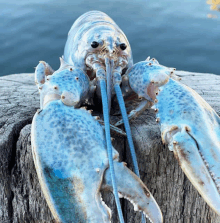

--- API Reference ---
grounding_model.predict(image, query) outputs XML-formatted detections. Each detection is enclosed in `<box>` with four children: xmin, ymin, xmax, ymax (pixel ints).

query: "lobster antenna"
<box><xmin>112</xmin><ymin>58</ymin><xmax>145</xmax><ymax>223</ymax></box>
<box><xmin>99</xmin><ymin>76</ymin><xmax>125</xmax><ymax>223</ymax></box>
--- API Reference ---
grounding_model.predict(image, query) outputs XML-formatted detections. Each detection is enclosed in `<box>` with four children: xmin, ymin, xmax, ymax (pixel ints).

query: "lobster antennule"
<box><xmin>113</xmin><ymin>68</ymin><xmax>146</xmax><ymax>223</ymax></box>
<box><xmin>105</xmin><ymin>57</ymin><xmax>112</xmax><ymax>112</ymax></box>
<box><xmin>114</xmin><ymin>83</ymin><xmax>140</xmax><ymax>176</ymax></box>
<box><xmin>99</xmin><ymin>78</ymin><xmax>125</xmax><ymax>223</ymax></box>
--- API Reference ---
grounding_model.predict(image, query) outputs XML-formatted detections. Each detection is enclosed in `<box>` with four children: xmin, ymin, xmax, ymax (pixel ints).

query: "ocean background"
<box><xmin>0</xmin><ymin>0</ymin><xmax>220</xmax><ymax>76</ymax></box>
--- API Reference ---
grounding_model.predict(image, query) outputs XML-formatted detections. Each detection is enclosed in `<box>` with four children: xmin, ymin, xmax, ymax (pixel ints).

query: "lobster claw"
<box><xmin>166</xmin><ymin>127</ymin><xmax>220</xmax><ymax>215</ymax></box>
<box><xmin>102</xmin><ymin>161</ymin><xmax>163</xmax><ymax>223</ymax></box>
<box><xmin>32</xmin><ymin>104</ymin><xmax>163</xmax><ymax>223</ymax></box>
<box><xmin>32</xmin><ymin>60</ymin><xmax>163</xmax><ymax>222</ymax></box>
<box><xmin>125</xmin><ymin>58</ymin><xmax>220</xmax><ymax>216</ymax></box>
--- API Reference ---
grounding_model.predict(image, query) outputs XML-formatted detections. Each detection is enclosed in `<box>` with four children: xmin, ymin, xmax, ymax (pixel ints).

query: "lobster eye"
<box><xmin>120</xmin><ymin>43</ymin><xmax>127</xmax><ymax>50</ymax></box>
<box><xmin>91</xmin><ymin>41</ymin><xmax>99</xmax><ymax>48</ymax></box>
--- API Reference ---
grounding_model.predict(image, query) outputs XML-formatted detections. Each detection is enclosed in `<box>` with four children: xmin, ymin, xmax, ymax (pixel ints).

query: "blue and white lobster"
<box><xmin>32</xmin><ymin>11</ymin><xmax>220</xmax><ymax>223</ymax></box>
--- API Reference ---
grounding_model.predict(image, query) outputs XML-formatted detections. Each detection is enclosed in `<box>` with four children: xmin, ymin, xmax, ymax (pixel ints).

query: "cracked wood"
<box><xmin>0</xmin><ymin>71</ymin><xmax>220</xmax><ymax>223</ymax></box>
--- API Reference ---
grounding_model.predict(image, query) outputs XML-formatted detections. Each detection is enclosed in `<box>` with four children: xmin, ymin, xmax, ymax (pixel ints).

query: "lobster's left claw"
<box><xmin>124</xmin><ymin>59</ymin><xmax>220</xmax><ymax>216</ymax></box>
<box><xmin>167</xmin><ymin>127</ymin><xmax>220</xmax><ymax>215</ymax></box>
<box><xmin>102</xmin><ymin>161</ymin><xmax>163</xmax><ymax>223</ymax></box>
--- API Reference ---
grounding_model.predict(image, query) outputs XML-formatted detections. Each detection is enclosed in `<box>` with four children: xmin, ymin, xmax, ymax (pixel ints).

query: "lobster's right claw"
<box><xmin>102</xmin><ymin>161</ymin><xmax>163</xmax><ymax>223</ymax></box>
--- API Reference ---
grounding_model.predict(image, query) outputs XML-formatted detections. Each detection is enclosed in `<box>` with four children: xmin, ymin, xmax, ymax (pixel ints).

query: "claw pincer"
<box><xmin>32</xmin><ymin>61</ymin><xmax>163</xmax><ymax>222</ymax></box>
<box><xmin>126</xmin><ymin>59</ymin><xmax>220</xmax><ymax>215</ymax></box>
<box><xmin>32</xmin><ymin>103</ymin><xmax>113</xmax><ymax>222</ymax></box>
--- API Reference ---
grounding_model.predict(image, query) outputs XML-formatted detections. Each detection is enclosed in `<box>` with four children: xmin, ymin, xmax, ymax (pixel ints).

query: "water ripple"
<box><xmin>0</xmin><ymin>0</ymin><xmax>219</xmax><ymax>76</ymax></box>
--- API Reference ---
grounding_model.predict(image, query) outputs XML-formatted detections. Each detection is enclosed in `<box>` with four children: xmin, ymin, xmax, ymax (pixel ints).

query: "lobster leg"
<box><xmin>115</xmin><ymin>99</ymin><xmax>152</xmax><ymax>127</ymax></box>
<box><xmin>98</xmin><ymin>119</ymin><xmax>127</xmax><ymax>137</ymax></box>
<box><xmin>102</xmin><ymin>161</ymin><xmax>163</xmax><ymax>223</ymax></box>
<box><xmin>112</xmin><ymin>65</ymin><xmax>141</xmax><ymax>178</ymax></box>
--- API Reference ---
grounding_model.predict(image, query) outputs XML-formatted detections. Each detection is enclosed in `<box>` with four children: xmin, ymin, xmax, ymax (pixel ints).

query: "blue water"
<box><xmin>1</xmin><ymin>0</ymin><xmax>220</xmax><ymax>76</ymax></box>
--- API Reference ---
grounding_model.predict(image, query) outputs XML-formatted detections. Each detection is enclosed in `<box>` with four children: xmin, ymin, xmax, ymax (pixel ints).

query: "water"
<box><xmin>0</xmin><ymin>0</ymin><xmax>220</xmax><ymax>77</ymax></box>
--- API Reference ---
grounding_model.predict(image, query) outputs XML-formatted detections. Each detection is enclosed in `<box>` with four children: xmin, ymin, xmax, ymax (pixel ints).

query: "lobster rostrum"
<box><xmin>32</xmin><ymin>61</ymin><xmax>163</xmax><ymax>223</ymax></box>
<box><xmin>116</xmin><ymin>57</ymin><xmax>220</xmax><ymax>216</ymax></box>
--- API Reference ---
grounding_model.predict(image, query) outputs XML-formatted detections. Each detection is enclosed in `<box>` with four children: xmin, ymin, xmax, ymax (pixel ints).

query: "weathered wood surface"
<box><xmin>0</xmin><ymin>71</ymin><xmax>220</xmax><ymax>223</ymax></box>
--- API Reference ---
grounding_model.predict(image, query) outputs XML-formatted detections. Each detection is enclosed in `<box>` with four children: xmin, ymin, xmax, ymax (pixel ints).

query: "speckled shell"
<box><xmin>127</xmin><ymin>60</ymin><xmax>220</xmax><ymax>215</ymax></box>
<box><xmin>127</xmin><ymin>61</ymin><xmax>170</xmax><ymax>99</ymax></box>
<box><xmin>64</xmin><ymin>11</ymin><xmax>133</xmax><ymax>71</ymax></box>
<box><xmin>39</xmin><ymin>66</ymin><xmax>90</xmax><ymax>108</ymax></box>
<box><xmin>128</xmin><ymin>61</ymin><xmax>220</xmax><ymax>184</ymax></box>
<box><xmin>155</xmin><ymin>78</ymin><xmax>220</xmax><ymax>176</ymax></box>
<box><xmin>31</xmin><ymin>101</ymin><xmax>118</xmax><ymax>222</ymax></box>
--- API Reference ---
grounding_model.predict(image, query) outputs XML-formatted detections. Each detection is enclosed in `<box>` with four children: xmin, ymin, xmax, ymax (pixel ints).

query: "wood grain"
<box><xmin>0</xmin><ymin>71</ymin><xmax>219</xmax><ymax>223</ymax></box>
